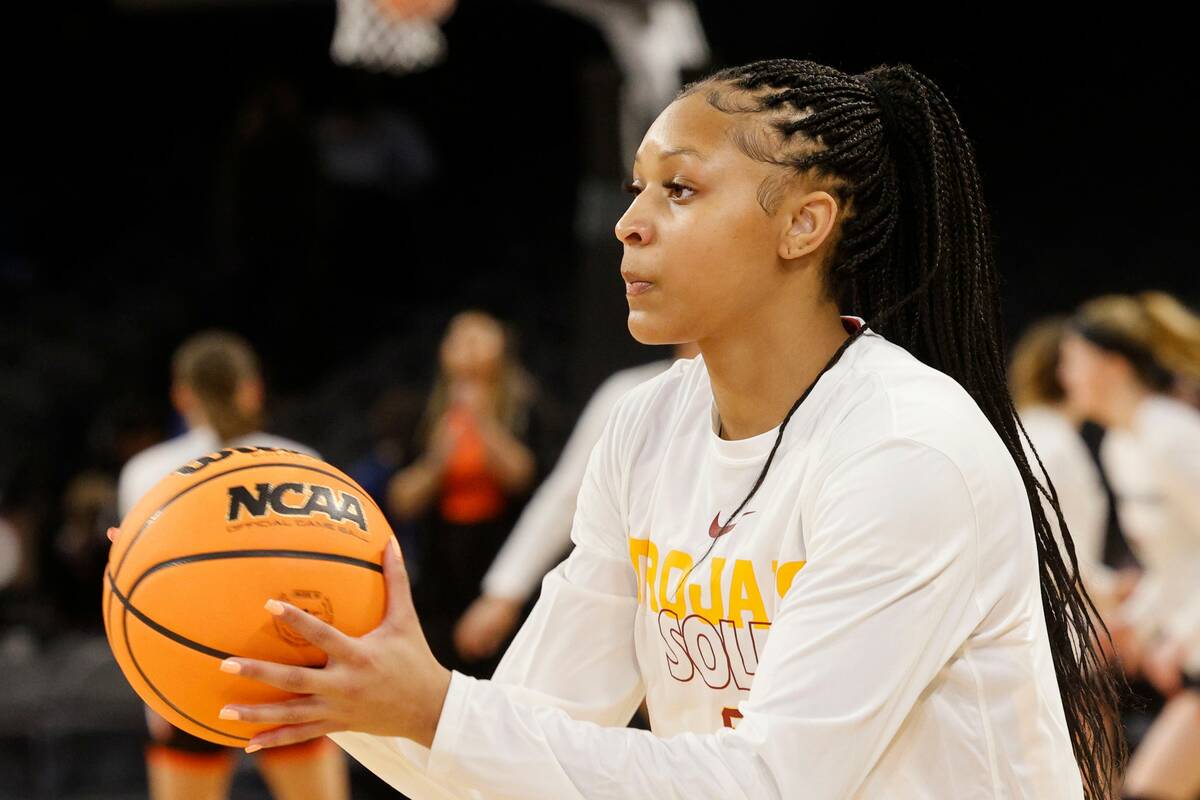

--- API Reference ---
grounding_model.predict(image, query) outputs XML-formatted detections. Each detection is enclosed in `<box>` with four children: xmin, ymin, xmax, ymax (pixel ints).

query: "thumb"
<box><xmin>106</xmin><ymin>527</ymin><xmax>120</xmax><ymax>544</ymax></box>
<box><xmin>382</xmin><ymin>537</ymin><xmax>415</xmax><ymax>625</ymax></box>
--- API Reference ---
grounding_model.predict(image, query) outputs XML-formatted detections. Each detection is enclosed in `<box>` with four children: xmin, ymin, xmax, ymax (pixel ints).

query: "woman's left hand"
<box><xmin>1143</xmin><ymin>638</ymin><xmax>1187</xmax><ymax>699</ymax></box>
<box><xmin>217</xmin><ymin>540</ymin><xmax>453</xmax><ymax>752</ymax></box>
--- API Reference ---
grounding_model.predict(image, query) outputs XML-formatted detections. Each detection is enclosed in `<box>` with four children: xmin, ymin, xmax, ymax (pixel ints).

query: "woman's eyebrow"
<box><xmin>633</xmin><ymin>146</ymin><xmax>707</xmax><ymax>165</ymax></box>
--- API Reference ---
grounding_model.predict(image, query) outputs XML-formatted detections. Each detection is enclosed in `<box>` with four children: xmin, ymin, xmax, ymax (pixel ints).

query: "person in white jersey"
<box><xmin>1057</xmin><ymin>293</ymin><xmax>1200</xmax><ymax>800</ymax></box>
<box><xmin>151</xmin><ymin>60</ymin><xmax>1121</xmax><ymax>798</ymax></box>
<box><xmin>454</xmin><ymin>342</ymin><xmax>699</xmax><ymax>663</ymax></box>
<box><xmin>1009</xmin><ymin>316</ymin><xmax>1118</xmax><ymax>615</ymax></box>
<box><xmin>115</xmin><ymin>330</ymin><xmax>349</xmax><ymax>800</ymax></box>
<box><xmin>117</xmin><ymin>333</ymin><xmax>318</xmax><ymax>520</ymax></box>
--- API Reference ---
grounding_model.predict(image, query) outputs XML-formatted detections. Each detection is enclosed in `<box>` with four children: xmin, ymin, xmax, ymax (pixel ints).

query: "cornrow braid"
<box><xmin>671</xmin><ymin>59</ymin><xmax>1124</xmax><ymax>799</ymax></box>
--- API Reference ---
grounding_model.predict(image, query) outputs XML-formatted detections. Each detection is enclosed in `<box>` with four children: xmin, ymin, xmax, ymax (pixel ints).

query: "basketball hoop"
<box><xmin>330</xmin><ymin>0</ymin><xmax>451</xmax><ymax>75</ymax></box>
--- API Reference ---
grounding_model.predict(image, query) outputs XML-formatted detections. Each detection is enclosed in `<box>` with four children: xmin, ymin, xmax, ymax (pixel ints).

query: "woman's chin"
<box><xmin>627</xmin><ymin>312</ymin><xmax>684</xmax><ymax>346</ymax></box>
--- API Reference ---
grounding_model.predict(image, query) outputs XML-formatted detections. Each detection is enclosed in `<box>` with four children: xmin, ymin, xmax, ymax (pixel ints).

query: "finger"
<box><xmin>453</xmin><ymin>630</ymin><xmax>479</xmax><ymax>661</ymax></box>
<box><xmin>220</xmin><ymin>696</ymin><xmax>326</xmax><ymax>726</ymax></box>
<box><xmin>245</xmin><ymin>721</ymin><xmax>341</xmax><ymax>753</ymax></box>
<box><xmin>264</xmin><ymin>599</ymin><xmax>358</xmax><ymax>662</ymax></box>
<box><xmin>383</xmin><ymin>537</ymin><xmax>415</xmax><ymax>623</ymax></box>
<box><xmin>220</xmin><ymin>657</ymin><xmax>328</xmax><ymax>695</ymax></box>
<box><xmin>107</xmin><ymin>527</ymin><xmax>119</xmax><ymax>543</ymax></box>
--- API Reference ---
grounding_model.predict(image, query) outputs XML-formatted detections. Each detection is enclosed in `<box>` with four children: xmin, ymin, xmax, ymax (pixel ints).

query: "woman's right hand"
<box><xmin>106</xmin><ymin>526</ymin><xmax>120</xmax><ymax>544</ymax></box>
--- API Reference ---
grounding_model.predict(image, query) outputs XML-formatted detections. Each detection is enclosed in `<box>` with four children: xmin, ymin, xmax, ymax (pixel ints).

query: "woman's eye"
<box><xmin>621</xmin><ymin>178</ymin><xmax>694</xmax><ymax>200</ymax></box>
<box><xmin>664</xmin><ymin>181</ymin><xmax>695</xmax><ymax>200</ymax></box>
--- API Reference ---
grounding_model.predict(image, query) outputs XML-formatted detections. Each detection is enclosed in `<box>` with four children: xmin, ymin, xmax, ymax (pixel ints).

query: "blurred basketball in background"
<box><xmin>102</xmin><ymin>447</ymin><xmax>390</xmax><ymax>747</ymax></box>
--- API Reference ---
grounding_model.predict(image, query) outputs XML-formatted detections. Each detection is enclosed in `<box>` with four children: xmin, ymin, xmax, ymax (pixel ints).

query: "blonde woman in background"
<box><xmin>1010</xmin><ymin>316</ymin><xmax>1116</xmax><ymax>616</ymax></box>
<box><xmin>388</xmin><ymin>310</ymin><xmax>546</xmax><ymax>678</ymax></box>
<box><xmin>454</xmin><ymin>342</ymin><xmax>699</xmax><ymax>663</ymax></box>
<box><xmin>1058</xmin><ymin>292</ymin><xmax>1200</xmax><ymax>800</ymax></box>
<box><xmin>116</xmin><ymin>330</ymin><xmax>349</xmax><ymax>800</ymax></box>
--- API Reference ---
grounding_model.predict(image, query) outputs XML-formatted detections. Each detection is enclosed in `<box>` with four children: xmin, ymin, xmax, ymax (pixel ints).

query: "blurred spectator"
<box><xmin>0</xmin><ymin>466</ymin><xmax>53</xmax><ymax>645</ymax></box>
<box><xmin>117</xmin><ymin>330</ymin><xmax>317</xmax><ymax>520</ymax></box>
<box><xmin>1009</xmin><ymin>316</ymin><xmax>1116</xmax><ymax>614</ymax></box>
<box><xmin>1009</xmin><ymin>315</ymin><xmax>1128</xmax><ymax>790</ymax></box>
<box><xmin>1058</xmin><ymin>292</ymin><xmax>1200</xmax><ymax>798</ymax></box>
<box><xmin>388</xmin><ymin>310</ymin><xmax>551</xmax><ymax>677</ymax></box>
<box><xmin>54</xmin><ymin>471</ymin><xmax>119</xmax><ymax>631</ymax></box>
<box><xmin>454</xmin><ymin>342</ymin><xmax>697</xmax><ymax>663</ymax></box>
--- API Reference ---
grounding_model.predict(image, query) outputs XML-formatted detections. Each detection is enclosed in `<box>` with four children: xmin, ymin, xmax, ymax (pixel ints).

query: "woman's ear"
<box><xmin>779</xmin><ymin>191</ymin><xmax>837</xmax><ymax>262</ymax></box>
<box><xmin>170</xmin><ymin>383</ymin><xmax>195</xmax><ymax>417</ymax></box>
<box><xmin>236</xmin><ymin>379</ymin><xmax>266</xmax><ymax>416</ymax></box>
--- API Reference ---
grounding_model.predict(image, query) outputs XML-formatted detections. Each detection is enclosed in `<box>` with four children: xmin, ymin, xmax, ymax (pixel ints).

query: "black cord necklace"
<box><xmin>675</xmin><ymin>323</ymin><xmax>869</xmax><ymax>594</ymax></box>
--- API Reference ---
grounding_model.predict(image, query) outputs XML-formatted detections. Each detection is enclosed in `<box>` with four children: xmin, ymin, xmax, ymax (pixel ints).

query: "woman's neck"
<box><xmin>184</xmin><ymin>410</ymin><xmax>209</xmax><ymax>433</ymax></box>
<box><xmin>701</xmin><ymin>304</ymin><xmax>850</xmax><ymax>440</ymax></box>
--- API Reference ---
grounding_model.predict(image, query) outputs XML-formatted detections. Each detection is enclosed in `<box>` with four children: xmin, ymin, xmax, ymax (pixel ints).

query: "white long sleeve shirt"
<box><xmin>482</xmin><ymin>359</ymin><xmax>675</xmax><ymax>602</ymax></box>
<box><xmin>1017</xmin><ymin>406</ymin><xmax>1115</xmax><ymax>611</ymax></box>
<box><xmin>332</xmin><ymin>318</ymin><xmax>1083</xmax><ymax>799</ymax></box>
<box><xmin>1100</xmin><ymin>395</ymin><xmax>1200</xmax><ymax>669</ymax></box>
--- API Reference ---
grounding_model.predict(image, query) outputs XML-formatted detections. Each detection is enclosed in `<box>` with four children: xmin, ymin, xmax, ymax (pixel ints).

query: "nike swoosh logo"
<box><xmin>708</xmin><ymin>511</ymin><xmax>755</xmax><ymax>539</ymax></box>
<box><xmin>709</xmin><ymin>513</ymin><xmax>737</xmax><ymax>539</ymax></box>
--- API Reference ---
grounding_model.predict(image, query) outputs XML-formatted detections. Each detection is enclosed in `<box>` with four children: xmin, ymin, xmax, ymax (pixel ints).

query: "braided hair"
<box><xmin>671</xmin><ymin>59</ymin><xmax>1124</xmax><ymax>798</ymax></box>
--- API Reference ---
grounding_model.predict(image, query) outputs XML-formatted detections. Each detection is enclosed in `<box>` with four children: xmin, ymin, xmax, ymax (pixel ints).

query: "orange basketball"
<box><xmin>102</xmin><ymin>446</ymin><xmax>389</xmax><ymax>747</ymax></box>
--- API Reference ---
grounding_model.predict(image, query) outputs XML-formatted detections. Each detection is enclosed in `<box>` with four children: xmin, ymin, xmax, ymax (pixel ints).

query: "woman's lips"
<box><xmin>625</xmin><ymin>280</ymin><xmax>654</xmax><ymax>296</ymax></box>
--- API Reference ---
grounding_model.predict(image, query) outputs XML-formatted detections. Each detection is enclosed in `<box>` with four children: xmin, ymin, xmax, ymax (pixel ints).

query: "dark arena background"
<box><xmin>1</xmin><ymin>3</ymin><xmax>1196</xmax><ymax>798</ymax></box>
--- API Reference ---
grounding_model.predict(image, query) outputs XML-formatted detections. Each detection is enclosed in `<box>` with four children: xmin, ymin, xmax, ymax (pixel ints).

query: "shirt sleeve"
<box><xmin>1120</xmin><ymin>397</ymin><xmax>1200</xmax><ymax>665</ymax></box>
<box><xmin>482</xmin><ymin>371</ymin><xmax>641</xmax><ymax>601</ymax></box>
<box><xmin>422</xmin><ymin>437</ymin><xmax>982</xmax><ymax>800</ymax></box>
<box><xmin>329</xmin><ymin>381</ymin><xmax>645</xmax><ymax>798</ymax></box>
<box><xmin>1134</xmin><ymin>397</ymin><xmax>1200</xmax><ymax>532</ymax></box>
<box><xmin>116</xmin><ymin>464</ymin><xmax>138</xmax><ymax>522</ymax></box>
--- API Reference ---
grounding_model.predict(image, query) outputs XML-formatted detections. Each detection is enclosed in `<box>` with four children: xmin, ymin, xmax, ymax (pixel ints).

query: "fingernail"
<box><xmin>219</xmin><ymin>659</ymin><xmax>242</xmax><ymax>674</ymax></box>
<box><xmin>264</xmin><ymin>599</ymin><xmax>285</xmax><ymax>616</ymax></box>
<box><xmin>219</xmin><ymin>707</ymin><xmax>240</xmax><ymax>720</ymax></box>
<box><xmin>245</xmin><ymin>744</ymin><xmax>262</xmax><ymax>754</ymax></box>
<box><xmin>107</xmin><ymin>527</ymin><xmax>118</xmax><ymax>542</ymax></box>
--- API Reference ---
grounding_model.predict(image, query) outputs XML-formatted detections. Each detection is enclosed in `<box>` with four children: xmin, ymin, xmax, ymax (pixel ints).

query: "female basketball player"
<box><xmin>1009</xmin><ymin>316</ymin><xmax>1118</xmax><ymax>615</ymax></box>
<box><xmin>1056</xmin><ymin>293</ymin><xmax>1200</xmax><ymax>800</ymax></box>
<box><xmin>114</xmin><ymin>330</ymin><xmax>350</xmax><ymax>800</ymax></box>
<box><xmin>167</xmin><ymin>60</ymin><xmax>1121</xmax><ymax>797</ymax></box>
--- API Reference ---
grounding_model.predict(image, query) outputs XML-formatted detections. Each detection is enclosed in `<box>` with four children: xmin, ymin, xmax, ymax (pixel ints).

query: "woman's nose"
<box><xmin>614</xmin><ymin>213</ymin><xmax>652</xmax><ymax>246</ymax></box>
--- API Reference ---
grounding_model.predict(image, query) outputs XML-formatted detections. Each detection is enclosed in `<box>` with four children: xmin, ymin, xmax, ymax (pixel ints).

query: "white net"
<box><xmin>330</xmin><ymin>0</ymin><xmax>449</xmax><ymax>75</ymax></box>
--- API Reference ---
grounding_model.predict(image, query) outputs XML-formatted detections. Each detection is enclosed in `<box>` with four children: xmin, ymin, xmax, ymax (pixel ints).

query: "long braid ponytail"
<box><xmin>676</xmin><ymin>59</ymin><xmax>1124</xmax><ymax>797</ymax></box>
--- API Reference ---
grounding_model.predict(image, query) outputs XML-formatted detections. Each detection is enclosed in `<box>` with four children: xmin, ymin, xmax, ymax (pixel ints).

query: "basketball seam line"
<box><xmin>111</xmin><ymin>548</ymin><xmax>382</xmax><ymax>661</ymax></box>
<box><xmin>116</xmin><ymin>577</ymin><xmax>249</xmax><ymax>743</ymax></box>
<box><xmin>107</xmin><ymin>549</ymin><xmax>381</xmax><ymax>744</ymax></box>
